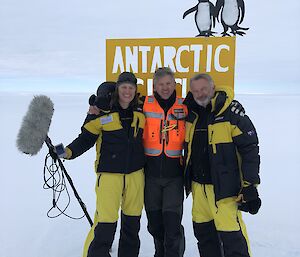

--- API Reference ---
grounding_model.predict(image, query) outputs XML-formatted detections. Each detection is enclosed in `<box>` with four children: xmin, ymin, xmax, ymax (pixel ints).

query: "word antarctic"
<box><xmin>111</xmin><ymin>44</ymin><xmax>231</xmax><ymax>74</ymax></box>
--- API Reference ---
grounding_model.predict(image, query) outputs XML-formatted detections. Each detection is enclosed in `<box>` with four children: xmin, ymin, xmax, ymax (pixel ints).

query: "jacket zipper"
<box><xmin>125</xmin><ymin>138</ymin><xmax>130</xmax><ymax>174</ymax></box>
<box><xmin>210</xmin><ymin>130</ymin><xmax>217</xmax><ymax>154</ymax></box>
<box><xmin>97</xmin><ymin>174</ymin><xmax>101</xmax><ymax>187</ymax></box>
<box><xmin>160</xmin><ymin>113</ymin><xmax>166</xmax><ymax>178</ymax></box>
<box><xmin>210</xmin><ymin>130</ymin><xmax>214</xmax><ymax>143</ymax></box>
<box><xmin>122</xmin><ymin>174</ymin><xmax>126</xmax><ymax>196</ymax></box>
<box><xmin>124</xmin><ymin>114</ymin><xmax>132</xmax><ymax>174</ymax></box>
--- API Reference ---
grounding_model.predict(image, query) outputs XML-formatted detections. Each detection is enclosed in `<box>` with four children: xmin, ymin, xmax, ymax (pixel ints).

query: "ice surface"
<box><xmin>1</xmin><ymin>92</ymin><xmax>299</xmax><ymax>257</ymax></box>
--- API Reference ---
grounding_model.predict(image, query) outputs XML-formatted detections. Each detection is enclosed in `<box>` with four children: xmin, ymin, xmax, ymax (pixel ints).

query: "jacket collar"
<box><xmin>154</xmin><ymin>91</ymin><xmax>176</xmax><ymax>114</ymax></box>
<box><xmin>211</xmin><ymin>86</ymin><xmax>234</xmax><ymax>116</ymax></box>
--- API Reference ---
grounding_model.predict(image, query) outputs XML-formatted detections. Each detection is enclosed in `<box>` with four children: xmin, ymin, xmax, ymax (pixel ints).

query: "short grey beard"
<box><xmin>194</xmin><ymin>97</ymin><xmax>210</xmax><ymax>107</ymax></box>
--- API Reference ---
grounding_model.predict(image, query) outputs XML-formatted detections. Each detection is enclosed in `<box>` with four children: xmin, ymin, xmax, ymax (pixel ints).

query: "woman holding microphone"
<box><xmin>64</xmin><ymin>72</ymin><xmax>145</xmax><ymax>257</ymax></box>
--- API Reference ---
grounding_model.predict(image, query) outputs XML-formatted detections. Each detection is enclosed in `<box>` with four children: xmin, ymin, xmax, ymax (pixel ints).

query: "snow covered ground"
<box><xmin>1</xmin><ymin>91</ymin><xmax>299</xmax><ymax>257</ymax></box>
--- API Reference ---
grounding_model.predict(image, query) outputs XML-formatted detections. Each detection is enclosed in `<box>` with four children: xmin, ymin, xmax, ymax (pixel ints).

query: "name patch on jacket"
<box><xmin>100</xmin><ymin>115</ymin><xmax>113</xmax><ymax>125</ymax></box>
<box><xmin>174</xmin><ymin>108</ymin><xmax>185</xmax><ymax>119</ymax></box>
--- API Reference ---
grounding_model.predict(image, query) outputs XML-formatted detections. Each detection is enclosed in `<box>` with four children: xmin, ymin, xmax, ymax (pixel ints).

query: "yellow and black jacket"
<box><xmin>66</xmin><ymin>106</ymin><xmax>145</xmax><ymax>174</ymax></box>
<box><xmin>184</xmin><ymin>87</ymin><xmax>260</xmax><ymax>201</ymax></box>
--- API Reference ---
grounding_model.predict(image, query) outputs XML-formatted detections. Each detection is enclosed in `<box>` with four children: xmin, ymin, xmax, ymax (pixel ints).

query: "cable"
<box><xmin>43</xmin><ymin>153</ymin><xmax>85</xmax><ymax>221</ymax></box>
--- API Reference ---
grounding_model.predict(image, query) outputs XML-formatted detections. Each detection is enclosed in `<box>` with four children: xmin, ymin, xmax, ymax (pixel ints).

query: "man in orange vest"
<box><xmin>143</xmin><ymin>67</ymin><xmax>187</xmax><ymax>257</ymax></box>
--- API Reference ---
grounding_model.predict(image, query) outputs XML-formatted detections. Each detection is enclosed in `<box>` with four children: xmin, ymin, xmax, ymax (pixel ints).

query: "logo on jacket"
<box><xmin>215</xmin><ymin>116</ymin><xmax>224</xmax><ymax>121</ymax></box>
<box><xmin>247</xmin><ymin>130</ymin><xmax>256</xmax><ymax>136</ymax></box>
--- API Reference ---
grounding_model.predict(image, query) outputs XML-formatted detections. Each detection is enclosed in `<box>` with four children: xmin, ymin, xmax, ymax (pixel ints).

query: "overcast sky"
<box><xmin>0</xmin><ymin>0</ymin><xmax>299</xmax><ymax>93</ymax></box>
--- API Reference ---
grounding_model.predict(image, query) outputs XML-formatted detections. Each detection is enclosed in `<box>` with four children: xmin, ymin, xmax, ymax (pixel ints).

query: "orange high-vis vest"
<box><xmin>143</xmin><ymin>95</ymin><xmax>188</xmax><ymax>158</ymax></box>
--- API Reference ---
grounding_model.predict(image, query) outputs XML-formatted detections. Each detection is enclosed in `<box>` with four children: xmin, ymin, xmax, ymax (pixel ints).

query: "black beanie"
<box><xmin>117</xmin><ymin>72</ymin><xmax>137</xmax><ymax>87</ymax></box>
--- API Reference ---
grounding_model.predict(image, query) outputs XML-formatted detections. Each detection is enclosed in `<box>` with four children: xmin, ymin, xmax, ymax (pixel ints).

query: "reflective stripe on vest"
<box><xmin>144</xmin><ymin>112</ymin><xmax>164</xmax><ymax>119</ymax></box>
<box><xmin>144</xmin><ymin>148</ymin><xmax>161</xmax><ymax>155</ymax></box>
<box><xmin>165</xmin><ymin>149</ymin><xmax>183</xmax><ymax>157</ymax></box>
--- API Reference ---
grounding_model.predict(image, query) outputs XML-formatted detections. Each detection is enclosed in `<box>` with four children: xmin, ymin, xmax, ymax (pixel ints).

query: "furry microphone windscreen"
<box><xmin>16</xmin><ymin>95</ymin><xmax>54</xmax><ymax>155</ymax></box>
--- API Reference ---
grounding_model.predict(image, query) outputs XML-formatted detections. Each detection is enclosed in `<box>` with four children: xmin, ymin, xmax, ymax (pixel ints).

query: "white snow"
<box><xmin>1</xmin><ymin>92</ymin><xmax>299</xmax><ymax>257</ymax></box>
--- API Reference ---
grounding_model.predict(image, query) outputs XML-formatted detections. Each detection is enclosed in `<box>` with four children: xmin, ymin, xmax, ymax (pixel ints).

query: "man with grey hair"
<box><xmin>183</xmin><ymin>73</ymin><xmax>261</xmax><ymax>257</ymax></box>
<box><xmin>143</xmin><ymin>67</ymin><xmax>187</xmax><ymax>257</ymax></box>
<box><xmin>189</xmin><ymin>73</ymin><xmax>215</xmax><ymax>107</ymax></box>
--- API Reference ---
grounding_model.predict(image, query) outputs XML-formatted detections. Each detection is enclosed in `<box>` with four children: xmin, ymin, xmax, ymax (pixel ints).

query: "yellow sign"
<box><xmin>106</xmin><ymin>37</ymin><xmax>235</xmax><ymax>97</ymax></box>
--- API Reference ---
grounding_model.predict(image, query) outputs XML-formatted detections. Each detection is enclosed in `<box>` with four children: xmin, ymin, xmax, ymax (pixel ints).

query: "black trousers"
<box><xmin>193</xmin><ymin>221</ymin><xmax>223</xmax><ymax>257</ymax></box>
<box><xmin>87</xmin><ymin>213</ymin><xmax>141</xmax><ymax>257</ymax></box>
<box><xmin>145</xmin><ymin>176</ymin><xmax>185</xmax><ymax>257</ymax></box>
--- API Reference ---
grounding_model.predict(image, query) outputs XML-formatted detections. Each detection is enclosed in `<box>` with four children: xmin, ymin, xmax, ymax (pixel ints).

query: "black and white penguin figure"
<box><xmin>215</xmin><ymin>0</ymin><xmax>249</xmax><ymax>36</ymax></box>
<box><xmin>183</xmin><ymin>0</ymin><xmax>216</xmax><ymax>37</ymax></box>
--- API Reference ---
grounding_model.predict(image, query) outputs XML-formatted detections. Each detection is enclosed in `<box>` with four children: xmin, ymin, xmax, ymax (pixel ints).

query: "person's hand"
<box><xmin>88</xmin><ymin>105</ymin><xmax>100</xmax><ymax>115</ymax></box>
<box><xmin>230</xmin><ymin>100</ymin><xmax>245</xmax><ymax>116</ymax></box>
<box><xmin>87</xmin><ymin>93</ymin><xmax>102</xmax><ymax>115</ymax></box>
<box><xmin>236</xmin><ymin>185</ymin><xmax>261</xmax><ymax>214</ymax></box>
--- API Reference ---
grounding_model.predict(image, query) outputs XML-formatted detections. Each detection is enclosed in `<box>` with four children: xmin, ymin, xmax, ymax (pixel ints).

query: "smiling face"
<box><xmin>154</xmin><ymin>74</ymin><xmax>176</xmax><ymax>100</ymax></box>
<box><xmin>117</xmin><ymin>83</ymin><xmax>136</xmax><ymax>108</ymax></box>
<box><xmin>190</xmin><ymin>78</ymin><xmax>215</xmax><ymax>107</ymax></box>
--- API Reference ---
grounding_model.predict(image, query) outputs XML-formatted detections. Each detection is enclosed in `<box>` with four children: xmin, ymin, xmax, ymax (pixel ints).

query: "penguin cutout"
<box><xmin>183</xmin><ymin>0</ymin><xmax>216</xmax><ymax>37</ymax></box>
<box><xmin>215</xmin><ymin>0</ymin><xmax>249</xmax><ymax>36</ymax></box>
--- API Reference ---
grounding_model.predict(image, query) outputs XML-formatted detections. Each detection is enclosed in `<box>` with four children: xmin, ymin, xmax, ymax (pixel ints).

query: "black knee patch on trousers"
<box><xmin>193</xmin><ymin>221</ymin><xmax>223</xmax><ymax>257</ymax></box>
<box><xmin>219</xmin><ymin>231</ymin><xmax>250</xmax><ymax>257</ymax></box>
<box><xmin>118</xmin><ymin>213</ymin><xmax>141</xmax><ymax>257</ymax></box>
<box><xmin>88</xmin><ymin>222</ymin><xmax>117</xmax><ymax>257</ymax></box>
<box><xmin>163</xmin><ymin>211</ymin><xmax>185</xmax><ymax>257</ymax></box>
<box><xmin>146</xmin><ymin>210</ymin><xmax>165</xmax><ymax>257</ymax></box>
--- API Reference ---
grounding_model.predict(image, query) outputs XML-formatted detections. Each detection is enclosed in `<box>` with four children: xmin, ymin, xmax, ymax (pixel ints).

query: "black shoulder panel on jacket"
<box><xmin>67</xmin><ymin>127</ymin><xmax>99</xmax><ymax>159</ymax></box>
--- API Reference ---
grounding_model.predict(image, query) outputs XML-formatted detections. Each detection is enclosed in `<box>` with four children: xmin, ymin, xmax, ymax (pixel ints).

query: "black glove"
<box><xmin>230</xmin><ymin>100</ymin><xmax>245</xmax><ymax>116</ymax></box>
<box><xmin>89</xmin><ymin>94</ymin><xmax>96</xmax><ymax>105</ymax></box>
<box><xmin>238</xmin><ymin>186</ymin><xmax>261</xmax><ymax>215</ymax></box>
